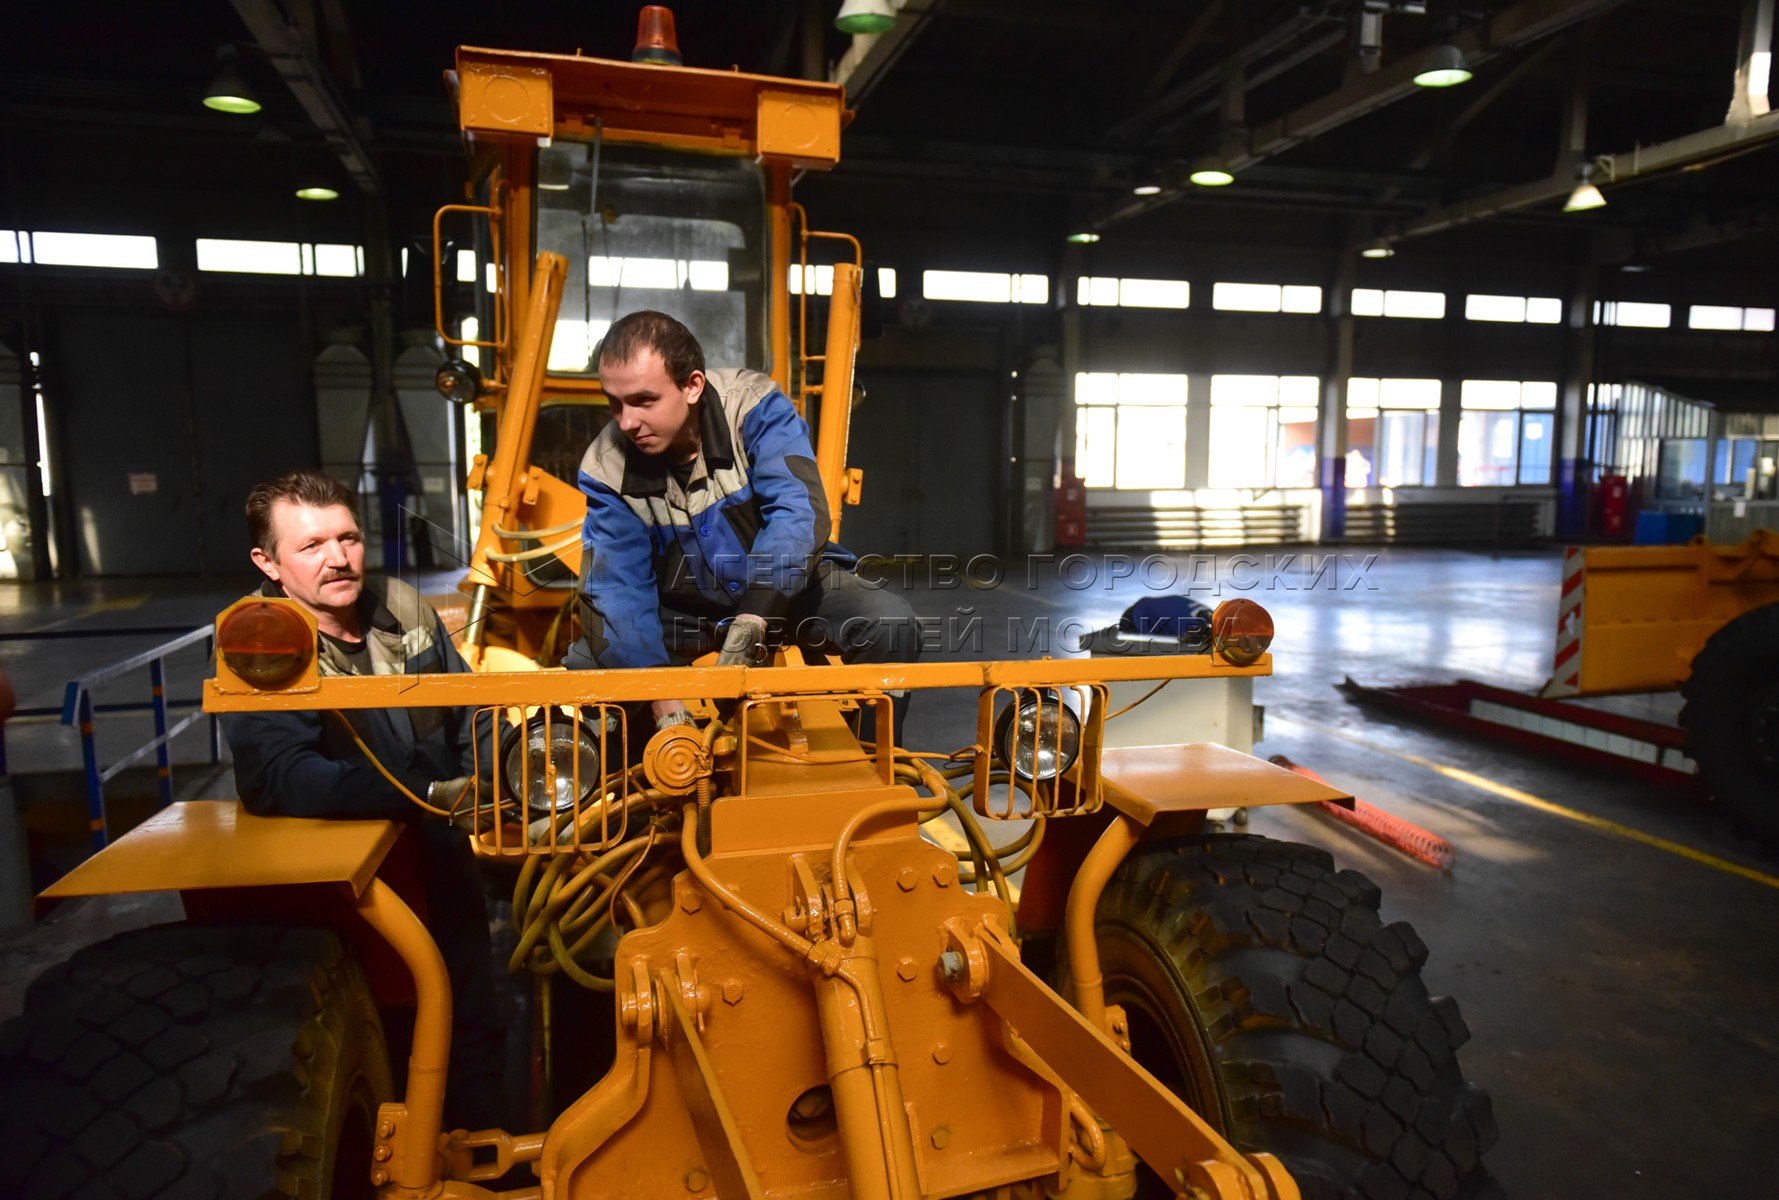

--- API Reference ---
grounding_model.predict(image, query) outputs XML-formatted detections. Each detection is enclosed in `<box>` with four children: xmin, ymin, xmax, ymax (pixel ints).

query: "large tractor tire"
<box><xmin>1089</xmin><ymin>835</ymin><xmax>1499</xmax><ymax>1200</ymax></box>
<box><xmin>0</xmin><ymin>924</ymin><xmax>392</xmax><ymax>1200</ymax></box>
<box><xmin>1679</xmin><ymin>602</ymin><xmax>1779</xmax><ymax>846</ymax></box>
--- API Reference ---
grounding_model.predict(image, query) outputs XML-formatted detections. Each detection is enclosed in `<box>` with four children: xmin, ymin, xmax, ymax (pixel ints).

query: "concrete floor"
<box><xmin>2</xmin><ymin>547</ymin><xmax>1776</xmax><ymax>1197</ymax></box>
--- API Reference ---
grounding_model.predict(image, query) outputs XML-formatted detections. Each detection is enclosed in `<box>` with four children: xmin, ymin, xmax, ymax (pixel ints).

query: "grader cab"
<box><xmin>426</xmin><ymin>9</ymin><xmax>866</xmax><ymax>672</ymax></box>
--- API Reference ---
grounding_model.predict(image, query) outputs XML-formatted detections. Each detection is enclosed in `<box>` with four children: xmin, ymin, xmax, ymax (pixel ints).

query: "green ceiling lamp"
<box><xmin>835</xmin><ymin>0</ymin><xmax>897</xmax><ymax>35</ymax></box>
<box><xmin>1413</xmin><ymin>43</ymin><xmax>1473</xmax><ymax>88</ymax></box>
<box><xmin>203</xmin><ymin>46</ymin><xmax>261</xmax><ymax>114</ymax></box>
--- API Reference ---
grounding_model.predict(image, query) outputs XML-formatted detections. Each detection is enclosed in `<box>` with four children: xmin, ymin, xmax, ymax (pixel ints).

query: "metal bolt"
<box><xmin>377</xmin><ymin>1119</ymin><xmax>394</xmax><ymax>1139</ymax></box>
<box><xmin>938</xmin><ymin>950</ymin><xmax>965</xmax><ymax>983</ymax></box>
<box><xmin>371</xmin><ymin>1171</ymin><xmax>388</xmax><ymax>1186</ymax></box>
<box><xmin>932</xmin><ymin>861</ymin><xmax>955</xmax><ymax>888</ymax></box>
<box><xmin>932</xmin><ymin>1040</ymin><xmax>953</xmax><ymax>1064</ymax></box>
<box><xmin>896</xmin><ymin>957</ymin><xmax>918</xmax><ymax>982</ymax></box>
<box><xmin>722</xmin><ymin>978</ymin><xmax>744</xmax><ymax>1005</ymax></box>
<box><xmin>930</xmin><ymin>1125</ymin><xmax>952</xmax><ymax>1150</ymax></box>
<box><xmin>373</xmin><ymin>1146</ymin><xmax>392</xmax><ymax>1162</ymax></box>
<box><xmin>685</xmin><ymin>1166</ymin><xmax>709</xmax><ymax>1191</ymax></box>
<box><xmin>680</xmin><ymin>889</ymin><xmax>703</xmax><ymax>913</ymax></box>
<box><xmin>896</xmin><ymin>867</ymin><xmax>917</xmax><ymax>891</ymax></box>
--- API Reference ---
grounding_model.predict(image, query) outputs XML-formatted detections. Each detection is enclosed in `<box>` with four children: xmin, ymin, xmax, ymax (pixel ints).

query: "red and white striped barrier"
<box><xmin>1542</xmin><ymin>546</ymin><xmax>1585</xmax><ymax>697</ymax></box>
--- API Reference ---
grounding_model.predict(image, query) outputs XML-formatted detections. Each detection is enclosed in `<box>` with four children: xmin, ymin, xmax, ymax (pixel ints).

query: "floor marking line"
<box><xmin>1270</xmin><ymin>715</ymin><xmax>1779</xmax><ymax>892</ymax></box>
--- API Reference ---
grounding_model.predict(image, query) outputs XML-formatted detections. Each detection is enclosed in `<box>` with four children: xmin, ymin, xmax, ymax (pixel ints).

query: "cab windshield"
<box><xmin>534</xmin><ymin>140</ymin><xmax>770</xmax><ymax>378</ymax></box>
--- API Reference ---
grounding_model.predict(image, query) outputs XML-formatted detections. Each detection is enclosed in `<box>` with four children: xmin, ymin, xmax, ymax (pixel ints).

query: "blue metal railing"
<box><xmin>43</xmin><ymin>626</ymin><xmax>221</xmax><ymax>849</ymax></box>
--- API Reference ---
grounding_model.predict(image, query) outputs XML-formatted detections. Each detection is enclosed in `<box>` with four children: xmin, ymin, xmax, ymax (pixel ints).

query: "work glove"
<box><xmin>715</xmin><ymin>613</ymin><xmax>769</xmax><ymax>667</ymax></box>
<box><xmin>427</xmin><ymin>776</ymin><xmax>478</xmax><ymax>827</ymax></box>
<box><xmin>655</xmin><ymin>706</ymin><xmax>697</xmax><ymax>732</ymax></box>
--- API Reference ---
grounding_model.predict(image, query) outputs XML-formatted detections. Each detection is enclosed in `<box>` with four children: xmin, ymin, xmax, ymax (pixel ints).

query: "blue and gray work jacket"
<box><xmin>575</xmin><ymin>368</ymin><xmax>856</xmax><ymax>669</ymax></box>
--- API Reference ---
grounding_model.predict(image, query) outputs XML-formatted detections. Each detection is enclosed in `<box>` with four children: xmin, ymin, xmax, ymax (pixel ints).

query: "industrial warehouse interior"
<box><xmin>0</xmin><ymin>2</ymin><xmax>1776</xmax><ymax>1199</ymax></box>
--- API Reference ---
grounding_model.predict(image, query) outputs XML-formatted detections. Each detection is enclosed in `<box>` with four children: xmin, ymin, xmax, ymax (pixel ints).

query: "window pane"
<box><xmin>877</xmin><ymin>267</ymin><xmax>897</xmax><ymax>299</ymax></box>
<box><xmin>1279</xmin><ymin>375</ymin><xmax>1320</xmax><ymax>406</ymax></box>
<box><xmin>1281</xmin><ymin>285</ymin><xmax>1323</xmax><ymax>313</ymax></box>
<box><xmin>1380</xmin><ymin>378</ymin><xmax>1441</xmax><ymax>408</ymax></box>
<box><xmin>1460</xmin><ymin>380</ymin><xmax>1523</xmax><ymax>410</ymax></box>
<box><xmin>1013</xmin><ymin>274</ymin><xmax>1049</xmax><ymax>304</ymax></box>
<box><xmin>1519</xmin><ymin>381</ymin><xmax>1557</xmax><ymax>408</ymax></box>
<box><xmin>1746</xmin><ymin>307</ymin><xmax>1776</xmax><ymax>332</ymax></box>
<box><xmin>1377</xmin><ymin>411</ymin><xmax>1429</xmax><ymax>486</ymax></box>
<box><xmin>1382</xmin><ymin>289</ymin><xmax>1445</xmax><ymax>319</ymax></box>
<box><xmin>1346</xmin><ymin>409</ymin><xmax>1376</xmax><ymax>489</ymax></box>
<box><xmin>1207</xmin><ymin>406</ymin><xmax>1272</xmax><ymax>486</ymax></box>
<box><xmin>312</xmin><ymin>243</ymin><xmax>359</xmax><ymax>278</ymax></box>
<box><xmin>196</xmin><ymin>238</ymin><xmax>300</xmax><ymax>275</ymax></box>
<box><xmin>1458</xmin><ymin>410</ymin><xmax>1520</xmax><ymax>485</ymax></box>
<box><xmin>1351</xmin><ymin>288</ymin><xmax>1383</xmax><ymax>317</ymax></box>
<box><xmin>1688</xmin><ymin>305</ymin><xmax>1743</xmax><ymax>330</ymax></box>
<box><xmin>1114</xmin><ymin>407</ymin><xmax>1186</xmax><ymax>489</ymax></box>
<box><xmin>1077</xmin><ymin>276</ymin><xmax>1114</xmax><ymax>306</ymax></box>
<box><xmin>1347</xmin><ymin>377</ymin><xmax>1381</xmax><ymax>408</ymax></box>
<box><xmin>1211</xmin><ymin>375</ymin><xmax>1279</xmax><ymax>406</ymax></box>
<box><xmin>0</xmin><ymin>231</ymin><xmax>27</xmax><ymax>264</ymax></box>
<box><xmin>1115</xmin><ymin>373</ymin><xmax>1188</xmax><ymax>406</ymax></box>
<box><xmin>923</xmin><ymin>269</ymin><xmax>1011</xmax><ymax>302</ymax></box>
<box><xmin>1077</xmin><ymin>406</ymin><xmax>1116</xmax><ymax>487</ymax></box>
<box><xmin>1466</xmin><ymin>294</ymin><xmax>1526</xmax><ymax>322</ymax></box>
<box><xmin>30</xmin><ymin>231</ymin><xmax>157</xmax><ymax>270</ymax></box>
<box><xmin>1276</xmin><ymin>407</ymin><xmax>1318</xmax><ymax>487</ymax></box>
<box><xmin>1119</xmin><ymin>278</ymin><xmax>1190</xmax><ymax>308</ymax></box>
<box><xmin>1518</xmin><ymin>412</ymin><xmax>1554</xmax><ymax>484</ymax></box>
<box><xmin>1213</xmin><ymin>282</ymin><xmax>1281</xmax><ymax>312</ymax></box>
<box><xmin>1074</xmin><ymin>372</ymin><xmax>1118</xmax><ymax>406</ymax></box>
<box><xmin>1608</xmin><ymin>301</ymin><xmax>1671</xmax><ymax>328</ymax></box>
<box><xmin>1525</xmin><ymin>296</ymin><xmax>1563</xmax><ymax>324</ymax></box>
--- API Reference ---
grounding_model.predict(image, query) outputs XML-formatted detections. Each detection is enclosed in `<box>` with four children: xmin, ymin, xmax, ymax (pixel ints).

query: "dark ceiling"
<box><xmin>1</xmin><ymin>0</ymin><xmax>1776</xmax><ymax>271</ymax></box>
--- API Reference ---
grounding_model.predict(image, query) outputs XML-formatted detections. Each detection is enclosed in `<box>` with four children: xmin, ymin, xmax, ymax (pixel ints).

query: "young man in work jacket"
<box><xmin>568</xmin><ymin>309</ymin><xmax>919</xmax><ymax>736</ymax></box>
<box><xmin>220</xmin><ymin>469</ymin><xmax>507</xmax><ymax>1131</ymax></box>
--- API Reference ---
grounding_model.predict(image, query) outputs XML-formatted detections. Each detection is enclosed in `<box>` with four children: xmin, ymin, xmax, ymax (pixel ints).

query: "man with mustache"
<box><xmin>219</xmin><ymin>468</ymin><xmax>507</xmax><ymax>1131</ymax></box>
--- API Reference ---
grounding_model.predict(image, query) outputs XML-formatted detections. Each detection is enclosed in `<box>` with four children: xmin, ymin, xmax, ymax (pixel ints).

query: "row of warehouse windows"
<box><xmin>1074</xmin><ymin>373</ymin><xmax>1555</xmax><ymax>491</ymax></box>
<box><xmin>6</xmin><ymin>231</ymin><xmax>1775</xmax><ymax>334</ymax></box>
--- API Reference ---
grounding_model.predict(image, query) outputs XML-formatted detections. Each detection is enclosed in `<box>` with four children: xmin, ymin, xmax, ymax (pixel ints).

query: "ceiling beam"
<box><xmin>1098</xmin><ymin>0</ymin><xmax>1629</xmax><ymax>230</ymax></box>
<box><xmin>229</xmin><ymin>0</ymin><xmax>380</xmax><ymax>196</ymax></box>
<box><xmin>1396</xmin><ymin>107</ymin><xmax>1779</xmax><ymax>240</ymax></box>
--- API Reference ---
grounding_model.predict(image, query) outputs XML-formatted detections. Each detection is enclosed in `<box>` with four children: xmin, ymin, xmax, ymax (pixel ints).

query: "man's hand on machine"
<box><xmin>427</xmin><ymin>776</ymin><xmax>478</xmax><ymax>827</ymax></box>
<box><xmin>652</xmin><ymin>700</ymin><xmax>697</xmax><ymax>732</ymax></box>
<box><xmin>716</xmin><ymin>613</ymin><xmax>768</xmax><ymax>666</ymax></box>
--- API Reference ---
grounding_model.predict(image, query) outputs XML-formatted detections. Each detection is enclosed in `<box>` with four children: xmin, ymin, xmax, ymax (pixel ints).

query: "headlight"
<box><xmin>993</xmin><ymin>690</ymin><xmax>1082</xmax><ymax>782</ymax></box>
<box><xmin>435</xmin><ymin>358</ymin><xmax>484</xmax><ymax>404</ymax></box>
<box><xmin>502</xmin><ymin>709</ymin><xmax>603</xmax><ymax>814</ymax></box>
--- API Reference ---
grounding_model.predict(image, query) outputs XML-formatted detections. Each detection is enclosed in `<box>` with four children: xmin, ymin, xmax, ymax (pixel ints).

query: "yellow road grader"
<box><xmin>0</xmin><ymin>13</ymin><xmax>1498</xmax><ymax>1200</ymax></box>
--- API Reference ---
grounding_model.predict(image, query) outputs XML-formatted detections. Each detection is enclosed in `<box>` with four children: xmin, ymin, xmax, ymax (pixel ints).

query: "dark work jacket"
<box><xmin>222</xmin><ymin>576</ymin><xmax>485</xmax><ymax>821</ymax></box>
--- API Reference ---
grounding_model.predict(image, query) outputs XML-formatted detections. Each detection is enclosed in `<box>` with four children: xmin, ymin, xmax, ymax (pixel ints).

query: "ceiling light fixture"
<box><xmin>1132</xmin><ymin>183</ymin><xmax>1162</xmax><ymax>196</ymax></box>
<box><xmin>203</xmin><ymin>45</ymin><xmax>261</xmax><ymax>114</ymax></box>
<box><xmin>1563</xmin><ymin>164</ymin><xmax>1606</xmax><ymax>213</ymax></box>
<box><xmin>1413</xmin><ymin>43</ymin><xmax>1473</xmax><ymax>88</ymax></box>
<box><xmin>295</xmin><ymin>180</ymin><xmax>340</xmax><ymax>202</ymax></box>
<box><xmin>537</xmin><ymin>148</ymin><xmax>573</xmax><ymax>191</ymax></box>
<box><xmin>836</xmin><ymin>0</ymin><xmax>898</xmax><ymax>35</ymax></box>
<box><xmin>1066</xmin><ymin>231</ymin><xmax>1101</xmax><ymax>244</ymax></box>
<box><xmin>1360</xmin><ymin>238</ymin><xmax>1395</xmax><ymax>259</ymax></box>
<box><xmin>1188</xmin><ymin>154</ymin><xmax>1236</xmax><ymax>187</ymax></box>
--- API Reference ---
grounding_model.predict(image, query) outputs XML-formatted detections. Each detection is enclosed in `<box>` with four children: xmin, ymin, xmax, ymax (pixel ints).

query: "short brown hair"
<box><xmin>245</xmin><ymin>470</ymin><xmax>358</xmax><ymax>558</ymax></box>
<box><xmin>596</xmin><ymin>310</ymin><xmax>705</xmax><ymax>386</ymax></box>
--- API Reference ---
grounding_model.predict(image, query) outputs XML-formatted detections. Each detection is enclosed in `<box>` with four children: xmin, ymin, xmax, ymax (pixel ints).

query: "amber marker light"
<box><xmin>633</xmin><ymin>6</ymin><xmax>682</xmax><ymax>65</ymax></box>
<box><xmin>217</xmin><ymin>601</ymin><xmax>314</xmax><ymax>687</ymax></box>
<box><xmin>1211</xmin><ymin>598</ymin><xmax>1274</xmax><ymax>665</ymax></box>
